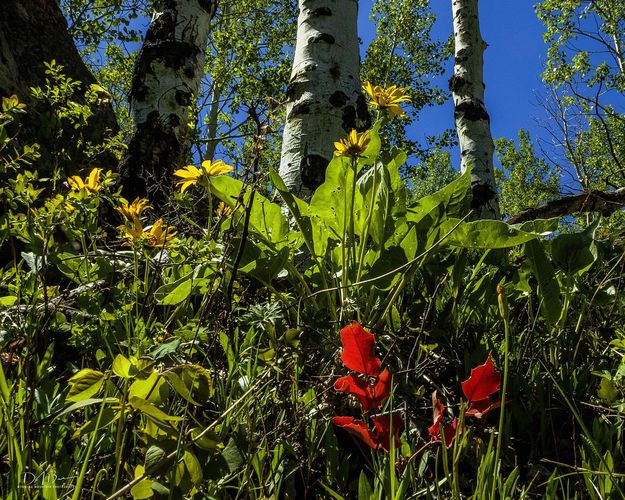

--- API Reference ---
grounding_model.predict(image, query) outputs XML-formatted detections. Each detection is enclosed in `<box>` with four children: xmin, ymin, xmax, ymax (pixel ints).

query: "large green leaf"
<box><xmin>525</xmin><ymin>239</ymin><xmax>563</xmax><ymax>326</ymax></box>
<box><xmin>270</xmin><ymin>167</ymin><xmax>315</xmax><ymax>252</ymax></box>
<box><xmin>551</xmin><ymin>230</ymin><xmax>598</xmax><ymax>276</ymax></box>
<box><xmin>438</xmin><ymin>219</ymin><xmax>539</xmax><ymax>249</ymax></box>
<box><xmin>210</xmin><ymin>175</ymin><xmax>292</xmax><ymax>247</ymax></box>
<box><xmin>406</xmin><ymin>168</ymin><xmax>472</xmax><ymax>226</ymax></box>
<box><xmin>310</xmin><ymin>156</ymin><xmax>365</xmax><ymax>248</ymax></box>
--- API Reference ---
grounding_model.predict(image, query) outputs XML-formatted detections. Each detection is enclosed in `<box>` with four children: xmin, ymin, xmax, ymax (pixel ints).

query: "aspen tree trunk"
<box><xmin>279</xmin><ymin>0</ymin><xmax>370</xmax><ymax>196</ymax></box>
<box><xmin>450</xmin><ymin>0</ymin><xmax>500</xmax><ymax>219</ymax></box>
<box><xmin>118</xmin><ymin>0</ymin><xmax>216</xmax><ymax>203</ymax></box>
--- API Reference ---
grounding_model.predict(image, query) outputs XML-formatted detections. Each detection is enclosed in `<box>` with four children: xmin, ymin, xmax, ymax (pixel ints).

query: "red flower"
<box><xmin>428</xmin><ymin>393</ymin><xmax>458</xmax><ymax>448</ymax></box>
<box><xmin>461</xmin><ymin>353</ymin><xmax>503</xmax><ymax>419</ymax></box>
<box><xmin>339</xmin><ymin>322</ymin><xmax>382</xmax><ymax>377</ymax></box>
<box><xmin>332</xmin><ymin>416</ymin><xmax>378</xmax><ymax>449</ymax></box>
<box><xmin>333</xmin><ymin>413</ymin><xmax>403</xmax><ymax>452</ymax></box>
<box><xmin>372</xmin><ymin>413</ymin><xmax>403</xmax><ymax>452</ymax></box>
<box><xmin>464</xmin><ymin>397</ymin><xmax>502</xmax><ymax>419</ymax></box>
<box><xmin>334</xmin><ymin>368</ymin><xmax>392</xmax><ymax>412</ymax></box>
<box><xmin>461</xmin><ymin>353</ymin><xmax>500</xmax><ymax>402</ymax></box>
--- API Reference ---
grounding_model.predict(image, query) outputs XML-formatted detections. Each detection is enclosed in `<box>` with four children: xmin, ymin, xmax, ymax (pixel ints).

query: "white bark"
<box><xmin>120</xmin><ymin>0</ymin><xmax>216</xmax><ymax>202</ymax></box>
<box><xmin>130</xmin><ymin>0</ymin><xmax>214</xmax><ymax>141</ymax></box>
<box><xmin>279</xmin><ymin>0</ymin><xmax>370</xmax><ymax>195</ymax></box>
<box><xmin>450</xmin><ymin>0</ymin><xmax>500</xmax><ymax>220</ymax></box>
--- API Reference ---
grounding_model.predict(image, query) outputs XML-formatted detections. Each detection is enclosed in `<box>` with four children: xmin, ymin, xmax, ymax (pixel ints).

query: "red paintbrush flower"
<box><xmin>372</xmin><ymin>412</ymin><xmax>403</xmax><ymax>452</ymax></box>
<box><xmin>461</xmin><ymin>353</ymin><xmax>505</xmax><ymax>419</ymax></box>
<box><xmin>332</xmin><ymin>416</ymin><xmax>378</xmax><ymax>449</ymax></box>
<box><xmin>461</xmin><ymin>353</ymin><xmax>501</xmax><ymax>402</ymax></box>
<box><xmin>339</xmin><ymin>322</ymin><xmax>383</xmax><ymax>377</ymax></box>
<box><xmin>464</xmin><ymin>397</ymin><xmax>502</xmax><ymax>419</ymax></box>
<box><xmin>334</xmin><ymin>368</ymin><xmax>392</xmax><ymax>412</ymax></box>
<box><xmin>428</xmin><ymin>393</ymin><xmax>459</xmax><ymax>448</ymax></box>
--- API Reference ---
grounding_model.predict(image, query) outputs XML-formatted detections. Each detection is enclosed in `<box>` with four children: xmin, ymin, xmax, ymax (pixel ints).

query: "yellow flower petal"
<box><xmin>202</xmin><ymin>159</ymin><xmax>234</xmax><ymax>176</ymax></box>
<box><xmin>334</xmin><ymin>129</ymin><xmax>371</xmax><ymax>158</ymax></box>
<box><xmin>363</xmin><ymin>82</ymin><xmax>411</xmax><ymax>117</ymax></box>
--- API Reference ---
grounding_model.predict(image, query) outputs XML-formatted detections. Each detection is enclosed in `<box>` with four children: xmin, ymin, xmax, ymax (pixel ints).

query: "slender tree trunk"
<box><xmin>204</xmin><ymin>85</ymin><xmax>221</xmax><ymax>161</ymax></box>
<box><xmin>450</xmin><ymin>0</ymin><xmax>500</xmax><ymax>219</ymax></box>
<box><xmin>118</xmin><ymin>0</ymin><xmax>216</xmax><ymax>204</ymax></box>
<box><xmin>279</xmin><ymin>0</ymin><xmax>370</xmax><ymax>196</ymax></box>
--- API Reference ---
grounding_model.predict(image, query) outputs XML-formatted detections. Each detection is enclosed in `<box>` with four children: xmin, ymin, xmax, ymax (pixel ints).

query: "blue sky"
<box><xmin>359</xmin><ymin>1</ymin><xmax>550</xmax><ymax>166</ymax></box>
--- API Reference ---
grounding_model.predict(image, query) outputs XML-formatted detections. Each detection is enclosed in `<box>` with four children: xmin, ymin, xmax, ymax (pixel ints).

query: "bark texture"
<box><xmin>279</xmin><ymin>0</ymin><xmax>370</xmax><ymax>196</ymax></box>
<box><xmin>118</xmin><ymin>0</ymin><xmax>216</xmax><ymax>204</ymax></box>
<box><xmin>0</xmin><ymin>0</ymin><xmax>118</xmax><ymax>167</ymax></box>
<box><xmin>450</xmin><ymin>0</ymin><xmax>500</xmax><ymax>219</ymax></box>
<box><xmin>508</xmin><ymin>187</ymin><xmax>625</xmax><ymax>224</ymax></box>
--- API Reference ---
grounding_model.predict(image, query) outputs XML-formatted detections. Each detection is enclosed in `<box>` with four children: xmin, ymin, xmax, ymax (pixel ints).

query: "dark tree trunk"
<box><xmin>0</xmin><ymin>0</ymin><xmax>119</xmax><ymax>171</ymax></box>
<box><xmin>117</xmin><ymin>0</ymin><xmax>217</xmax><ymax>205</ymax></box>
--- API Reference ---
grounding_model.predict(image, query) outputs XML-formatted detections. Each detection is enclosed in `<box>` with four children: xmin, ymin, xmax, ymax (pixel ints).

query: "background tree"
<box><xmin>495</xmin><ymin>130</ymin><xmax>561</xmax><ymax>219</ymax></box>
<box><xmin>0</xmin><ymin>0</ymin><xmax>119</xmax><ymax>174</ymax></box>
<box><xmin>195</xmin><ymin>0</ymin><xmax>296</xmax><ymax>176</ymax></box>
<box><xmin>362</xmin><ymin>0</ymin><xmax>453</xmax><ymax>167</ymax></box>
<box><xmin>530</xmin><ymin>0</ymin><xmax>625</xmax><ymax>222</ymax></box>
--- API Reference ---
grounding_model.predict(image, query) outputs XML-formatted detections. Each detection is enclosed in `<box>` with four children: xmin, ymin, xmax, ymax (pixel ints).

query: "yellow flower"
<box><xmin>363</xmin><ymin>82</ymin><xmax>411</xmax><ymax>117</ymax></box>
<box><xmin>334</xmin><ymin>129</ymin><xmax>371</xmax><ymax>158</ymax></box>
<box><xmin>173</xmin><ymin>165</ymin><xmax>203</xmax><ymax>193</ymax></box>
<box><xmin>216</xmin><ymin>202</ymin><xmax>233</xmax><ymax>218</ymax></box>
<box><xmin>201</xmin><ymin>159</ymin><xmax>234</xmax><ymax>176</ymax></box>
<box><xmin>115</xmin><ymin>198</ymin><xmax>152</xmax><ymax>222</ymax></box>
<box><xmin>145</xmin><ymin>218</ymin><xmax>177</xmax><ymax>248</ymax></box>
<box><xmin>68</xmin><ymin>167</ymin><xmax>104</xmax><ymax>193</ymax></box>
<box><xmin>118</xmin><ymin>218</ymin><xmax>177</xmax><ymax>248</ymax></box>
<box><xmin>173</xmin><ymin>159</ymin><xmax>234</xmax><ymax>193</ymax></box>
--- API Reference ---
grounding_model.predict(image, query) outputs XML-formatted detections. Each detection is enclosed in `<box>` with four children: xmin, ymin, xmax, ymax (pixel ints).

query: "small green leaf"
<box><xmin>144</xmin><ymin>445</ymin><xmax>167</xmax><ymax>471</ymax></box>
<box><xmin>130</xmin><ymin>465</ymin><xmax>153</xmax><ymax>499</ymax></box>
<box><xmin>597</xmin><ymin>378</ymin><xmax>618</xmax><ymax>403</ymax></box>
<box><xmin>183</xmin><ymin>450</ymin><xmax>203</xmax><ymax>486</ymax></box>
<box><xmin>0</xmin><ymin>296</ymin><xmax>17</xmax><ymax>307</ymax></box>
<box><xmin>112</xmin><ymin>354</ymin><xmax>134</xmax><ymax>378</ymax></box>
<box><xmin>190</xmin><ymin>427</ymin><xmax>223</xmax><ymax>451</ymax></box>
<box><xmin>155</xmin><ymin>277</ymin><xmax>192</xmax><ymax>306</ymax></box>
<box><xmin>129</xmin><ymin>396</ymin><xmax>183</xmax><ymax>422</ymax></box>
<box><xmin>67</xmin><ymin>369</ymin><xmax>105</xmax><ymax>402</ymax></box>
<box><xmin>358</xmin><ymin>471</ymin><xmax>374</xmax><ymax>500</ymax></box>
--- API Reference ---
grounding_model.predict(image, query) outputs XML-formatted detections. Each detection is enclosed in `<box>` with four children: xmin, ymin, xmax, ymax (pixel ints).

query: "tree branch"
<box><xmin>508</xmin><ymin>187</ymin><xmax>625</xmax><ymax>224</ymax></box>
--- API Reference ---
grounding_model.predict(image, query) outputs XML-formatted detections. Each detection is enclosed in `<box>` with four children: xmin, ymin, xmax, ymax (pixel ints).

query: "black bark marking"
<box><xmin>455</xmin><ymin>100</ymin><xmax>489</xmax><ymax>122</ymax></box>
<box><xmin>329</xmin><ymin>63</ymin><xmax>341</xmax><ymax>81</ymax></box>
<box><xmin>300</xmin><ymin>154</ymin><xmax>329</xmax><ymax>191</ymax></box>
<box><xmin>288</xmin><ymin>100</ymin><xmax>313</xmax><ymax>119</ymax></box>
<box><xmin>175</xmin><ymin>89</ymin><xmax>192</xmax><ymax>106</ymax></box>
<box><xmin>311</xmin><ymin>7</ymin><xmax>332</xmax><ymax>16</ymax></box>
<box><xmin>329</xmin><ymin>91</ymin><xmax>349</xmax><ymax>107</ymax></box>
<box><xmin>471</xmin><ymin>183</ymin><xmax>498</xmax><ymax>213</ymax></box>
<box><xmin>309</xmin><ymin>33</ymin><xmax>335</xmax><ymax>45</ymax></box>
<box><xmin>118</xmin><ymin>110</ymin><xmax>184</xmax><ymax>205</ymax></box>
<box><xmin>286</xmin><ymin>83</ymin><xmax>298</xmax><ymax>100</ymax></box>
<box><xmin>197</xmin><ymin>0</ymin><xmax>216</xmax><ymax>13</ymax></box>
<box><xmin>448</xmin><ymin>74</ymin><xmax>467</xmax><ymax>93</ymax></box>
<box><xmin>455</xmin><ymin>48</ymin><xmax>469</xmax><ymax>64</ymax></box>
<box><xmin>341</xmin><ymin>104</ymin><xmax>356</xmax><ymax>131</ymax></box>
